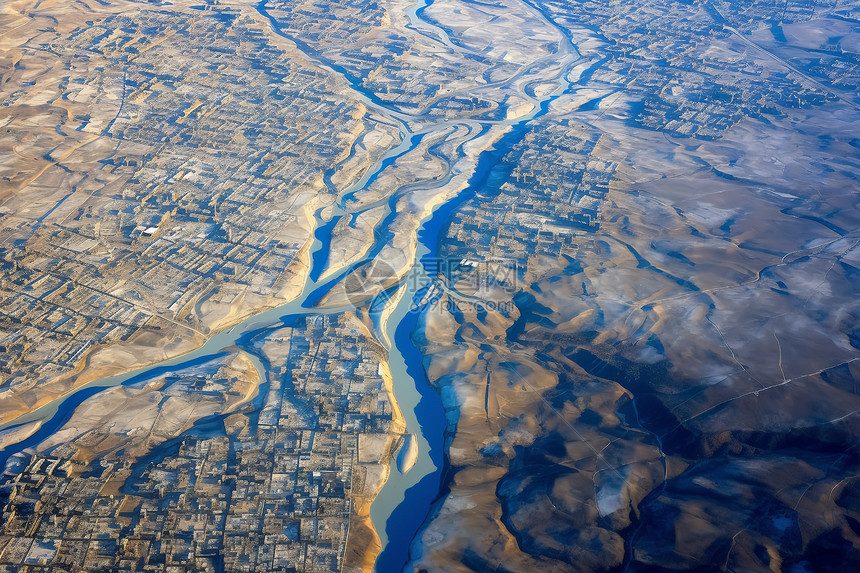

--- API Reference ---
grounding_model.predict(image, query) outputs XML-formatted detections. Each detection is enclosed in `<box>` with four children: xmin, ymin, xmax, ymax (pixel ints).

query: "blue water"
<box><xmin>0</xmin><ymin>3</ymin><xmax>578</xmax><ymax>570</ymax></box>
<box><xmin>373</xmin><ymin>290</ymin><xmax>447</xmax><ymax>572</ymax></box>
<box><xmin>302</xmin><ymin>181</ymin><xmax>411</xmax><ymax>308</ymax></box>
<box><xmin>255</xmin><ymin>1</ymin><xmax>409</xmax><ymax>116</ymax></box>
<box><xmin>0</xmin><ymin>352</ymin><xmax>229</xmax><ymax>472</ymax></box>
<box><xmin>309</xmin><ymin>213</ymin><xmax>342</xmax><ymax>282</ymax></box>
<box><xmin>374</xmin><ymin>84</ymin><xmax>569</xmax><ymax>568</ymax></box>
<box><xmin>341</xmin><ymin>133</ymin><xmax>426</xmax><ymax>206</ymax></box>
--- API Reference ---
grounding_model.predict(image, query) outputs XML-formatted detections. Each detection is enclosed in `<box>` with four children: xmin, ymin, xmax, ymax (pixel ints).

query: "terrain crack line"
<box><xmin>667</xmin><ymin>357</ymin><xmax>860</xmax><ymax>432</ymax></box>
<box><xmin>706</xmin><ymin>315</ymin><xmax>763</xmax><ymax>388</ymax></box>
<box><xmin>773</xmin><ymin>331</ymin><xmax>786</xmax><ymax>382</ymax></box>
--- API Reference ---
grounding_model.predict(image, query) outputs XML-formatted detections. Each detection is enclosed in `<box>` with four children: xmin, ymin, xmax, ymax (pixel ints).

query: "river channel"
<box><xmin>0</xmin><ymin>0</ymin><xmax>582</xmax><ymax>569</ymax></box>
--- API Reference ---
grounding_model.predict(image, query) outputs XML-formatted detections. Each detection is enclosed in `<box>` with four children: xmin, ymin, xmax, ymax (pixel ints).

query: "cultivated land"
<box><xmin>412</xmin><ymin>1</ymin><xmax>860</xmax><ymax>571</ymax></box>
<box><xmin>0</xmin><ymin>0</ymin><xmax>583</xmax><ymax>568</ymax></box>
<box><xmin>0</xmin><ymin>0</ymin><xmax>859</xmax><ymax>571</ymax></box>
<box><xmin>0</xmin><ymin>312</ymin><xmax>403</xmax><ymax>571</ymax></box>
<box><xmin>0</xmin><ymin>0</ymin><xmax>385</xmax><ymax>423</ymax></box>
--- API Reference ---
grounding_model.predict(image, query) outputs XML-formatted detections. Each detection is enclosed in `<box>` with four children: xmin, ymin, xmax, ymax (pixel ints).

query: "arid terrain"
<box><xmin>412</xmin><ymin>1</ymin><xmax>860</xmax><ymax>569</ymax></box>
<box><xmin>0</xmin><ymin>0</ymin><xmax>859</xmax><ymax>571</ymax></box>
